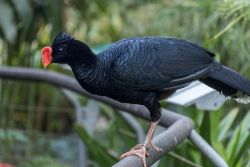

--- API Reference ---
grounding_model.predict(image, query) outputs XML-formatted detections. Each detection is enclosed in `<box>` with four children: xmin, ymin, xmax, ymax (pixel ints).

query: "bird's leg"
<box><xmin>144</xmin><ymin>102</ymin><xmax>163</xmax><ymax>151</ymax></box>
<box><xmin>120</xmin><ymin>120</ymin><xmax>162</xmax><ymax>167</ymax></box>
<box><xmin>144</xmin><ymin>120</ymin><xmax>162</xmax><ymax>151</ymax></box>
<box><xmin>120</xmin><ymin>99</ymin><xmax>162</xmax><ymax>167</ymax></box>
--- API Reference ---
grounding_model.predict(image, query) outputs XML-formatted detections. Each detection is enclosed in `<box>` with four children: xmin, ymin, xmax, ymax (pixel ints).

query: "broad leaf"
<box><xmin>0</xmin><ymin>0</ymin><xmax>17</xmax><ymax>44</ymax></box>
<box><xmin>11</xmin><ymin>0</ymin><xmax>33</xmax><ymax>33</ymax></box>
<box><xmin>218</xmin><ymin>108</ymin><xmax>239</xmax><ymax>141</ymax></box>
<box><xmin>75</xmin><ymin>125</ymin><xmax>118</xmax><ymax>166</ymax></box>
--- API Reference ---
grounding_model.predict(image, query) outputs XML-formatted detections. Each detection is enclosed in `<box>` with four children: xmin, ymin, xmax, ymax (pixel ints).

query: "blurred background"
<box><xmin>0</xmin><ymin>0</ymin><xmax>250</xmax><ymax>167</ymax></box>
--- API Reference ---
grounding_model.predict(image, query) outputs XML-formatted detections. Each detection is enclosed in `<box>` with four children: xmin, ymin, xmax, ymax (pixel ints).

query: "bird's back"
<box><xmin>99</xmin><ymin>37</ymin><xmax>215</xmax><ymax>91</ymax></box>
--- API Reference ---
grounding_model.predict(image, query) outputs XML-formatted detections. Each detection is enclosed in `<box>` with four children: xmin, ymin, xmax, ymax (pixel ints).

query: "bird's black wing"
<box><xmin>108</xmin><ymin>37</ymin><xmax>214</xmax><ymax>91</ymax></box>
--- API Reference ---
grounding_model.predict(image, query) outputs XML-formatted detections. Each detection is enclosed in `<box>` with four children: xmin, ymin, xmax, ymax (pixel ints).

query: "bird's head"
<box><xmin>41</xmin><ymin>32</ymin><xmax>95</xmax><ymax>68</ymax></box>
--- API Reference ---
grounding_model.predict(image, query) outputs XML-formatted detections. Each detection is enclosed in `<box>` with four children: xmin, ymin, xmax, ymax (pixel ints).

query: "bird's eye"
<box><xmin>56</xmin><ymin>48</ymin><xmax>63</xmax><ymax>55</ymax></box>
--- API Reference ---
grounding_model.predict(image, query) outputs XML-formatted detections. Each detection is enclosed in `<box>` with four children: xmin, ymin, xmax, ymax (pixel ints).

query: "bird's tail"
<box><xmin>200</xmin><ymin>61</ymin><xmax>250</xmax><ymax>104</ymax></box>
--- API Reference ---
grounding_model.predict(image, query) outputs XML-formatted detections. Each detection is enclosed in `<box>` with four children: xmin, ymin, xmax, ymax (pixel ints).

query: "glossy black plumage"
<box><xmin>50</xmin><ymin>33</ymin><xmax>250</xmax><ymax>121</ymax></box>
<box><xmin>108</xmin><ymin>37</ymin><xmax>214</xmax><ymax>90</ymax></box>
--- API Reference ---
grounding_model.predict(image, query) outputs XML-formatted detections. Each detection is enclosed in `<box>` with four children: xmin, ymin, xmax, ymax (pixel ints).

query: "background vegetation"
<box><xmin>0</xmin><ymin>0</ymin><xmax>249</xmax><ymax>167</ymax></box>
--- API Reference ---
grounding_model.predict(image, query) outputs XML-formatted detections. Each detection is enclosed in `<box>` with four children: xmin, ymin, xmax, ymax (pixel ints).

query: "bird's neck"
<box><xmin>69</xmin><ymin>54</ymin><xmax>109</xmax><ymax>95</ymax></box>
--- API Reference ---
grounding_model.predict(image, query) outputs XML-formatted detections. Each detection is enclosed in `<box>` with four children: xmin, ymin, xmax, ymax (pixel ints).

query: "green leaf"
<box><xmin>245</xmin><ymin>158</ymin><xmax>250</xmax><ymax>167</ymax></box>
<box><xmin>0</xmin><ymin>129</ymin><xmax>28</xmax><ymax>142</ymax></box>
<box><xmin>200</xmin><ymin>112</ymin><xmax>212</xmax><ymax>167</ymax></box>
<box><xmin>11</xmin><ymin>0</ymin><xmax>33</xmax><ymax>32</ymax></box>
<box><xmin>218</xmin><ymin>108</ymin><xmax>239</xmax><ymax>141</ymax></box>
<box><xmin>237</xmin><ymin>111</ymin><xmax>250</xmax><ymax>139</ymax></box>
<box><xmin>226</xmin><ymin>126</ymin><xmax>241</xmax><ymax>164</ymax></box>
<box><xmin>0</xmin><ymin>0</ymin><xmax>17</xmax><ymax>44</ymax></box>
<box><xmin>232</xmin><ymin>132</ymin><xmax>250</xmax><ymax>167</ymax></box>
<box><xmin>209</xmin><ymin>10</ymin><xmax>250</xmax><ymax>42</ymax></box>
<box><xmin>20</xmin><ymin>156</ymin><xmax>70</xmax><ymax>167</ymax></box>
<box><xmin>44</xmin><ymin>0</ymin><xmax>64</xmax><ymax>36</ymax></box>
<box><xmin>210</xmin><ymin>108</ymin><xmax>222</xmax><ymax>143</ymax></box>
<box><xmin>75</xmin><ymin>125</ymin><xmax>118</xmax><ymax>166</ymax></box>
<box><xmin>232</xmin><ymin>112</ymin><xmax>250</xmax><ymax>166</ymax></box>
<box><xmin>200</xmin><ymin>112</ymin><xmax>211</xmax><ymax>144</ymax></box>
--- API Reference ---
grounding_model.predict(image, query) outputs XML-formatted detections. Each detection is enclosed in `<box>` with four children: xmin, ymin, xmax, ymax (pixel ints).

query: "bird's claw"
<box><xmin>120</xmin><ymin>143</ymin><xmax>162</xmax><ymax>167</ymax></box>
<box><xmin>120</xmin><ymin>144</ymin><xmax>149</xmax><ymax>167</ymax></box>
<box><xmin>150</xmin><ymin>142</ymin><xmax>163</xmax><ymax>152</ymax></box>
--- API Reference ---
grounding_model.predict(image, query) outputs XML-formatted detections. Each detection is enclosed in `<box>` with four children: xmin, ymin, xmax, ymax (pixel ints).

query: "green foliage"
<box><xmin>144</xmin><ymin>106</ymin><xmax>250</xmax><ymax>167</ymax></box>
<box><xmin>0</xmin><ymin>129</ymin><xmax>28</xmax><ymax>142</ymax></box>
<box><xmin>19</xmin><ymin>156</ymin><xmax>70</xmax><ymax>167</ymax></box>
<box><xmin>0</xmin><ymin>0</ymin><xmax>17</xmax><ymax>44</ymax></box>
<box><xmin>0</xmin><ymin>0</ymin><xmax>250</xmax><ymax>166</ymax></box>
<box><xmin>187</xmin><ymin>107</ymin><xmax>250</xmax><ymax>167</ymax></box>
<box><xmin>75</xmin><ymin>125</ymin><xmax>118</xmax><ymax>166</ymax></box>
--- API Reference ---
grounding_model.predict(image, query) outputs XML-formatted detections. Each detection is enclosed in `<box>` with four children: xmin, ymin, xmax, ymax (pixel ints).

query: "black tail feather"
<box><xmin>200</xmin><ymin>62</ymin><xmax>250</xmax><ymax>98</ymax></box>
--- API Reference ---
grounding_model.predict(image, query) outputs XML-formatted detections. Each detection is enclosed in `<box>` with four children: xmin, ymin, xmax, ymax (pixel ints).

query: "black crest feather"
<box><xmin>52</xmin><ymin>32</ymin><xmax>74</xmax><ymax>46</ymax></box>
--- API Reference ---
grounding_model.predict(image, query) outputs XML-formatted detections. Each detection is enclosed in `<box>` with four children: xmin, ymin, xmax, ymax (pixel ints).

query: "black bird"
<box><xmin>42</xmin><ymin>32</ymin><xmax>250</xmax><ymax>167</ymax></box>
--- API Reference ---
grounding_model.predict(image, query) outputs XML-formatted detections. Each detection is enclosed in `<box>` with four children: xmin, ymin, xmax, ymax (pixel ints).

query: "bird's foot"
<box><xmin>120</xmin><ymin>144</ymin><xmax>149</xmax><ymax>167</ymax></box>
<box><xmin>120</xmin><ymin>142</ymin><xmax>162</xmax><ymax>167</ymax></box>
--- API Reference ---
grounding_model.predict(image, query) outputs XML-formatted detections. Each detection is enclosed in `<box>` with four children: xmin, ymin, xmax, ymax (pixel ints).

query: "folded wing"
<box><xmin>110</xmin><ymin>37</ymin><xmax>215</xmax><ymax>91</ymax></box>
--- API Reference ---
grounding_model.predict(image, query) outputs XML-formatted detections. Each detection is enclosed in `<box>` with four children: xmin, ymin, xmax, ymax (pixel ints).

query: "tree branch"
<box><xmin>113</xmin><ymin>118</ymin><xmax>193</xmax><ymax>167</ymax></box>
<box><xmin>0</xmin><ymin>67</ymin><xmax>228</xmax><ymax>167</ymax></box>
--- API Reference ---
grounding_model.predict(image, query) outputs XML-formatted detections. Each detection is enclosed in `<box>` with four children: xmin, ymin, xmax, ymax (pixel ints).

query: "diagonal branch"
<box><xmin>0</xmin><ymin>67</ymin><xmax>228</xmax><ymax>167</ymax></box>
<box><xmin>113</xmin><ymin>118</ymin><xmax>193</xmax><ymax>167</ymax></box>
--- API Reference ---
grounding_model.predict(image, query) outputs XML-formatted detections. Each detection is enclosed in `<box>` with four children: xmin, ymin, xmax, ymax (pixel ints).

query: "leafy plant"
<box><xmin>75</xmin><ymin>125</ymin><xmax>118</xmax><ymax>166</ymax></box>
<box><xmin>0</xmin><ymin>0</ymin><xmax>250</xmax><ymax>166</ymax></box>
<box><xmin>19</xmin><ymin>156</ymin><xmax>70</xmax><ymax>167</ymax></box>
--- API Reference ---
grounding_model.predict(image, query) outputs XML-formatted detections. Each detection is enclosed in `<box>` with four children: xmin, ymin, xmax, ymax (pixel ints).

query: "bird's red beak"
<box><xmin>41</xmin><ymin>46</ymin><xmax>52</xmax><ymax>68</ymax></box>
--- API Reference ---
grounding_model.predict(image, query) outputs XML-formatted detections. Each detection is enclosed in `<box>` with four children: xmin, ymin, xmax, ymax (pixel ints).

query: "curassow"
<box><xmin>42</xmin><ymin>32</ymin><xmax>250</xmax><ymax>167</ymax></box>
